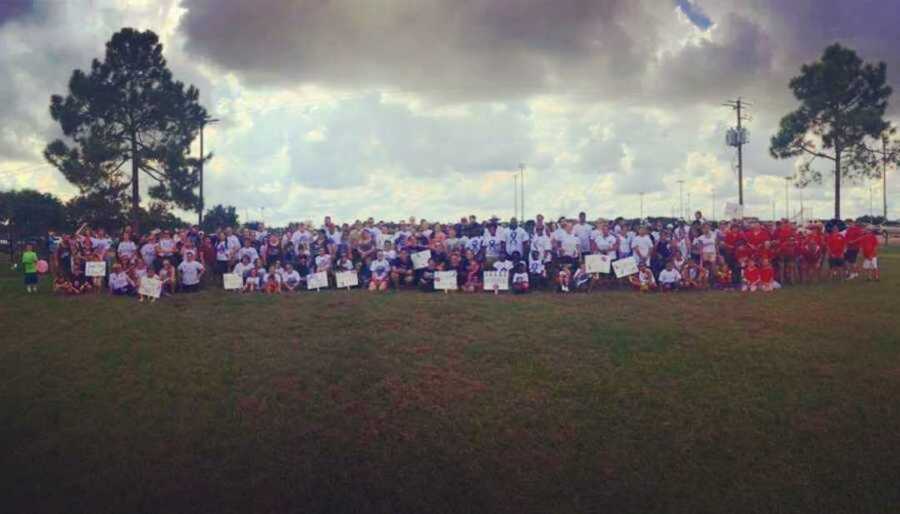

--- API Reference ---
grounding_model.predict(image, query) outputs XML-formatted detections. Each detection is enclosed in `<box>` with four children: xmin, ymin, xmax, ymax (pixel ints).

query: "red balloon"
<box><xmin>36</xmin><ymin>260</ymin><xmax>49</xmax><ymax>273</ymax></box>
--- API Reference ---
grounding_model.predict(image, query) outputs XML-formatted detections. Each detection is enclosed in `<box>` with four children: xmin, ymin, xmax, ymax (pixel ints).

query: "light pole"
<box><xmin>712</xmin><ymin>190</ymin><xmax>717</xmax><ymax>221</ymax></box>
<box><xmin>639</xmin><ymin>192</ymin><xmax>644</xmax><ymax>220</ymax></box>
<box><xmin>198</xmin><ymin>116</ymin><xmax>220</xmax><ymax>226</ymax></box>
<box><xmin>513</xmin><ymin>174</ymin><xmax>518</xmax><ymax>220</ymax></box>
<box><xmin>519</xmin><ymin>163</ymin><xmax>525</xmax><ymax>221</ymax></box>
<box><xmin>677</xmin><ymin>180</ymin><xmax>684</xmax><ymax>220</ymax></box>
<box><xmin>784</xmin><ymin>176</ymin><xmax>791</xmax><ymax>219</ymax></box>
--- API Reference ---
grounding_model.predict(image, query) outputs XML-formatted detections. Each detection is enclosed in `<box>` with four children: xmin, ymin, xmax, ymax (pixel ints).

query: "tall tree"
<box><xmin>201</xmin><ymin>204</ymin><xmax>239</xmax><ymax>233</ymax></box>
<box><xmin>0</xmin><ymin>189</ymin><xmax>66</xmax><ymax>257</ymax></box>
<box><xmin>770</xmin><ymin>43</ymin><xmax>892</xmax><ymax>219</ymax></box>
<box><xmin>44</xmin><ymin>28</ymin><xmax>209</xmax><ymax>234</ymax></box>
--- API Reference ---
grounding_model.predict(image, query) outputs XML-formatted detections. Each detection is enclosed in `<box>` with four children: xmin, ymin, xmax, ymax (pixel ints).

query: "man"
<box><xmin>502</xmin><ymin>218</ymin><xmax>530</xmax><ymax>260</ymax></box>
<box><xmin>482</xmin><ymin>223</ymin><xmax>503</xmax><ymax>267</ymax></box>
<box><xmin>843</xmin><ymin>219</ymin><xmax>865</xmax><ymax>279</ymax></box>
<box><xmin>826</xmin><ymin>224</ymin><xmax>847</xmax><ymax>280</ymax></box>
<box><xmin>572</xmin><ymin>212</ymin><xmax>593</xmax><ymax>255</ymax></box>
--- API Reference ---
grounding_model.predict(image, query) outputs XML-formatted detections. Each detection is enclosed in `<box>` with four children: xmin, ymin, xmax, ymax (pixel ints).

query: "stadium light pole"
<box><xmin>519</xmin><ymin>163</ymin><xmax>525</xmax><ymax>221</ymax></box>
<box><xmin>198</xmin><ymin>116</ymin><xmax>220</xmax><ymax>226</ymax></box>
<box><xmin>513</xmin><ymin>174</ymin><xmax>519</xmax><ymax>220</ymax></box>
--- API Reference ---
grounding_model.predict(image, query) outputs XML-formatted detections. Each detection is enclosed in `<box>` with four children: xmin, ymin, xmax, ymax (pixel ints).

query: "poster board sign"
<box><xmin>138</xmin><ymin>277</ymin><xmax>162</xmax><ymax>299</ymax></box>
<box><xmin>223</xmin><ymin>273</ymin><xmax>243</xmax><ymax>290</ymax></box>
<box><xmin>411</xmin><ymin>250</ymin><xmax>431</xmax><ymax>270</ymax></box>
<box><xmin>434</xmin><ymin>271</ymin><xmax>457</xmax><ymax>290</ymax></box>
<box><xmin>724</xmin><ymin>202</ymin><xmax>743</xmax><ymax>220</ymax></box>
<box><xmin>585</xmin><ymin>254</ymin><xmax>612</xmax><ymax>274</ymax></box>
<box><xmin>612</xmin><ymin>256</ymin><xmax>639</xmax><ymax>278</ymax></box>
<box><xmin>483</xmin><ymin>271</ymin><xmax>509</xmax><ymax>291</ymax></box>
<box><xmin>85</xmin><ymin>261</ymin><xmax>106</xmax><ymax>277</ymax></box>
<box><xmin>307</xmin><ymin>271</ymin><xmax>329</xmax><ymax>290</ymax></box>
<box><xmin>335</xmin><ymin>271</ymin><xmax>359</xmax><ymax>289</ymax></box>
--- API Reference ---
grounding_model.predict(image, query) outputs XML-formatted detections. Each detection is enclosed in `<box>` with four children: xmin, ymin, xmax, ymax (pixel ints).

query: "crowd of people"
<box><xmin>23</xmin><ymin>210</ymin><xmax>883</xmax><ymax>299</ymax></box>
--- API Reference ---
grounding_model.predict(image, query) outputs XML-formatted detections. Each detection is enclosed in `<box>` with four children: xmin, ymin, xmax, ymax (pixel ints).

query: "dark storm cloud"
<box><xmin>179</xmin><ymin>0</ymin><xmax>664</xmax><ymax>101</ymax></box>
<box><xmin>0</xmin><ymin>0</ymin><xmax>33</xmax><ymax>26</ymax></box>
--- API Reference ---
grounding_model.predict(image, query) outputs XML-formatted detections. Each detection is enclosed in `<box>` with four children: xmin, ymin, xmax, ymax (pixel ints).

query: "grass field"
<box><xmin>1</xmin><ymin>251</ymin><xmax>899</xmax><ymax>514</ymax></box>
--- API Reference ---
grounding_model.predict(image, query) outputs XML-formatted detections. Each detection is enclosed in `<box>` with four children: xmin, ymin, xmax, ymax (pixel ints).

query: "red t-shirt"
<box><xmin>735</xmin><ymin>245</ymin><xmax>753</xmax><ymax>262</ymax></box>
<box><xmin>859</xmin><ymin>233</ymin><xmax>879</xmax><ymax>259</ymax></box>
<box><xmin>776</xmin><ymin>225</ymin><xmax>794</xmax><ymax>241</ymax></box>
<box><xmin>723</xmin><ymin>229</ymin><xmax>743</xmax><ymax>250</ymax></box>
<box><xmin>743</xmin><ymin>266</ymin><xmax>761</xmax><ymax>283</ymax></box>
<box><xmin>844</xmin><ymin>226</ymin><xmax>865</xmax><ymax>249</ymax></box>
<box><xmin>745</xmin><ymin>229</ymin><xmax>770</xmax><ymax>248</ymax></box>
<box><xmin>826</xmin><ymin>233</ymin><xmax>847</xmax><ymax>258</ymax></box>
<box><xmin>760</xmin><ymin>266</ymin><xmax>775</xmax><ymax>283</ymax></box>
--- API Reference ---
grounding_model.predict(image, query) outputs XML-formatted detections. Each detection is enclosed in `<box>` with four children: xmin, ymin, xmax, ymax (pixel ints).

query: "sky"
<box><xmin>1</xmin><ymin>0</ymin><xmax>899</xmax><ymax>224</ymax></box>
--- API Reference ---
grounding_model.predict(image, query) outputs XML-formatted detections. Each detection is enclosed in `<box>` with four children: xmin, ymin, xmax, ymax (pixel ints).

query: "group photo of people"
<box><xmin>22</xmin><ymin>209</ymin><xmax>883</xmax><ymax>300</ymax></box>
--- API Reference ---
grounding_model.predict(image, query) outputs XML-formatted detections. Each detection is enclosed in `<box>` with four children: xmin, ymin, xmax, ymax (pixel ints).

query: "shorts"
<box><xmin>862</xmin><ymin>258</ymin><xmax>878</xmax><ymax>270</ymax></box>
<box><xmin>215</xmin><ymin>260</ymin><xmax>229</xmax><ymax>274</ymax></box>
<box><xmin>828</xmin><ymin>257</ymin><xmax>845</xmax><ymax>268</ymax></box>
<box><xmin>845</xmin><ymin>248</ymin><xmax>859</xmax><ymax>263</ymax></box>
<box><xmin>24</xmin><ymin>272</ymin><xmax>38</xmax><ymax>285</ymax></box>
<box><xmin>702</xmin><ymin>252</ymin><xmax>717</xmax><ymax>263</ymax></box>
<box><xmin>182</xmin><ymin>283</ymin><xmax>200</xmax><ymax>293</ymax></box>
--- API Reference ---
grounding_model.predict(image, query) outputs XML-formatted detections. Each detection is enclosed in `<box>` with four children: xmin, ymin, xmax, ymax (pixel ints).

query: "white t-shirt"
<box><xmin>108</xmin><ymin>271</ymin><xmax>131</xmax><ymax>291</ymax></box>
<box><xmin>658</xmin><ymin>269</ymin><xmax>682</xmax><ymax>284</ymax></box>
<box><xmin>215</xmin><ymin>241</ymin><xmax>229</xmax><ymax>261</ymax></box>
<box><xmin>140</xmin><ymin>243</ymin><xmax>157</xmax><ymax>265</ymax></box>
<box><xmin>370</xmin><ymin>258</ymin><xmax>391</xmax><ymax>279</ymax></box>
<box><xmin>493</xmin><ymin>260</ymin><xmax>514</xmax><ymax>272</ymax></box>
<box><xmin>237</xmin><ymin>246</ymin><xmax>259</xmax><ymax>263</ymax></box>
<box><xmin>512</xmin><ymin>272</ymin><xmax>529</xmax><ymax>285</ymax></box>
<box><xmin>631</xmin><ymin>235</ymin><xmax>654</xmax><ymax>259</ymax></box>
<box><xmin>504</xmin><ymin>227</ymin><xmax>529</xmax><ymax>257</ymax></box>
<box><xmin>573</xmin><ymin>223</ymin><xmax>593</xmax><ymax>253</ymax></box>
<box><xmin>315</xmin><ymin>254</ymin><xmax>332</xmax><ymax>271</ymax></box>
<box><xmin>226</xmin><ymin>235</ymin><xmax>241</xmax><ymax>254</ymax></box>
<box><xmin>91</xmin><ymin>237</ymin><xmax>112</xmax><ymax>255</ymax></box>
<box><xmin>282</xmin><ymin>270</ymin><xmax>301</xmax><ymax>288</ymax></box>
<box><xmin>483</xmin><ymin>234</ymin><xmax>503</xmax><ymax>258</ymax></box>
<box><xmin>232</xmin><ymin>262</ymin><xmax>253</xmax><ymax>278</ymax></box>
<box><xmin>619</xmin><ymin>231</ymin><xmax>634</xmax><ymax>256</ymax></box>
<box><xmin>697</xmin><ymin>234</ymin><xmax>717</xmax><ymax>255</ymax></box>
<box><xmin>528</xmin><ymin>257</ymin><xmax>545</xmax><ymax>274</ymax></box>
<box><xmin>591</xmin><ymin>231</ymin><xmax>618</xmax><ymax>256</ymax></box>
<box><xmin>466</xmin><ymin>236</ymin><xmax>483</xmax><ymax>254</ymax></box>
<box><xmin>530</xmin><ymin>233</ymin><xmax>552</xmax><ymax>262</ymax></box>
<box><xmin>559</xmin><ymin>233</ymin><xmax>580</xmax><ymax>258</ymax></box>
<box><xmin>117</xmin><ymin>240</ymin><xmax>137</xmax><ymax>259</ymax></box>
<box><xmin>157</xmin><ymin>238</ymin><xmax>176</xmax><ymax>256</ymax></box>
<box><xmin>291</xmin><ymin>230</ymin><xmax>311</xmax><ymax>253</ymax></box>
<box><xmin>178</xmin><ymin>261</ymin><xmax>204</xmax><ymax>285</ymax></box>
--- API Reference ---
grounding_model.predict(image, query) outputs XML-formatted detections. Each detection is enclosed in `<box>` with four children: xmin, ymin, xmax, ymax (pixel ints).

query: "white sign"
<box><xmin>307</xmin><ymin>271</ymin><xmax>329</xmax><ymax>290</ymax></box>
<box><xmin>612</xmin><ymin>256</ymin><xmax>639</xmax><ymax>278</ymax></box>
<box><xmin>138</xmin><ymin>277</ymin><xmax>162</xmax><ymax>299</ymax></box>
<box><xmin>223</xmin><ymin>273</ymin><xmax>243</xmax><ymax>290</ymax></box>
<box><xmin>724</xmin><ymin>202</ymin><xmax>743</xmax><ymax>220</ymax></box>
<box><xmin>335</xmin><ymin>271</ymin><xmax>359</xmax><ymax>289</ymax></box>
<box><xmin>85</xmin><ymin>261</ymin><xmax>106</xmax><ymax>277</ymax></box>
<box><xmin>411</xmin><ymin>250</ymin><xmax>431</xmax><ymax>270</ymax></box>
<box><xmin>585</xmin><ymin>254</ymin><xmax>612</xmax><ymax>274</ymax></box>
<box><xmin>434</xmin><ymin>271</ymin><xmax>458</xmax><ymax>290</ymax></box>
<box><xmin>483</xmin><ymin>271</ymin><xmax>509</xmax><ymax>291</ymax></box>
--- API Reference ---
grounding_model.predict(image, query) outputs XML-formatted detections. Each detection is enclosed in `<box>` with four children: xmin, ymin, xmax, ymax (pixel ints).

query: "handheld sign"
<box><xmin>335</xmin><ymin>271</ymin><xmax>359</xmax><ymax>289</ymax></box>
<box><xmin>483</xmin><ymin>271</ymin><xmax>509</xmax><ymax>292</ymax></box>
<box><xmin>307</xmin><ymin>271</ymin><xmax>329</xmax><ymax>290</ymax></box>
<box><xmin>223</xmin><ymin>273</ymin><xmax>243</xmax><ymax>290</ymax></box>
<box><xmin>411</xmin><ymin>250</ymin><xmax>431</xmax><ymax>270</ymax></box>
<box><xmin>585</xmin><ymin>254</ymin><xmax>612</xmax><ymax>274</ymax></box>
<box><xmin>85</xmin><ymin>261</ymin><xmax>106</xmax><ymax>277</ymax></box>
<box><xmin>612</xmin><ymin>256</ymin><xmax>639</xmax><ymax>278</ymax></box>
<box><xmin>139</xmin><ymin>277</ymin><xmax>162</xmax><ymax>299</ymax></box>
<box><xmin>434</xmin><ymin>270</ymin><xmax>458</xmax><ymax>291</ymax></box>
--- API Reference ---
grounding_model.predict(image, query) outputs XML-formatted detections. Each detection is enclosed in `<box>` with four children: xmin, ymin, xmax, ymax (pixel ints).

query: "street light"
<box><xmin>198</xmin><ymin>116</ymin><xmax>220</xmax><ymax>226</ymax></box>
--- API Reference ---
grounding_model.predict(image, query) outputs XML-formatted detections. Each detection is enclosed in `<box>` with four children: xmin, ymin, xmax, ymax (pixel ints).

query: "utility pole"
<box><xmin>784</xmin><ymin>176</ymin><xmax>791</xmax><ymax>219</ymax></box>
<box><xmin>513</xmin><ymin>174</ymin><xmax>519</xmax><ymax>220</ymax></box>
<box><xmin>519</xmin><ymin>163</ymin><xmax>526</xmax><ymax>221</ymax></box>
<box><xmin>724</xmin><ymin>98</ymin><xmax>751</xmax><ymax>207</ymax></box>
<box><xmin>884</xmin><ymin>136</ymin><xmax>889</xmax><ymax>219</ymax></box>
<box><xmin>677</xmin><ymin>180</ymin><xmax>684</xmax><ymax>220</ymax></box>
<box><xmin>198</xmin><ymin>116</ymin><xmax>220</xmax><ymax>226</ymax></box>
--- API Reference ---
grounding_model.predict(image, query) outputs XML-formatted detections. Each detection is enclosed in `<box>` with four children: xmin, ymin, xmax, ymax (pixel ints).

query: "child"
<box><xmin>658</xmin><ymin>260</ymin><xmax>682</xmax><ymax>292</ymax></box>
<box><xmin>629</xmin><ymin>264</ymin><xmax>656</xmax><ymax>292</ymax></box>
<box><xmin>741</xmin><ymin>260</ymin><xmax>761</xmax><ymax>292</ymax></box>
<box><xmin>178</xmin><ymin>253</ymin><xmax>205</xmax><ymax>293</ymax></box>
<box><xmin>528</xmin><ymin>250</ymin><xmax>547</xmax><ymax>290</ymax></box>
<box><xmin>264</xmin><ymin>272</ymin><xmax>281</xmax><ymax>294</ymax></box>
<box><xmin>511</xmin><ymin>262</ymin><xmax>530</xmax><ymax>294</ymax></box>
<box><xmin>21</xmin><ymin>243</ymin><xmax>39</xmax><ymax>293</ymax></box>
<box><xmin>369</xmin><ymin>250</ymin><xmax>391</xmax><ymax>291</ymax></box>
<box><xmin>232</xmin><ymin>255</ymin><xmax>254</xmax><ymax>281</ymax></box>
<box><xmin>69</xmin><ymin>267</ymin><xmax>92</xmax><ymax>295</ymax></box>
<box><xmin>462</xmin><ymin>253</ymin><xmax>482</xmax><ymax>293</ymax></box>
<box><xmin>715</xmin><ymin>256</ymin><xmax>733</xmax><ymax>289</ymax></box>
<box><xmin>682</xmin><ymin>260</ymin><xmax>700</xmax><ymax>289</ymax></box>
<box><xmin>826</xmin><ymin>225</ymin><xmax>847</xmax><ymax>281</ymax></box>
<box><xmin>108</xmin><ymin>263</ymin><xmax>135</xmax><ymax>295</ymax></box>
<box><xmin>282</xmin><ymin>263</ymin><xmax>302</xmax><ymax>292</ymax></box>
<box><xmin>159</xmin><ymin>259</ymin><xmax>177</xmax><ymax>296</ymax></box>
<box><xmin>138</xmin><ymin>267</ymin><xmax>159</xmax><ymax>303</ymax></box>
<box><xmin>557</xmin><ymin>264</ymin><xmax>572</xmax><ymax>293</ymax></box>
<box><xmin>53</xmin><ymin>272</ymin><xmax>72</xmax><ymax>294</ymax></box>
<box><xmin>243</xmin><ymin>268</ymin><xmax>261</xmax><ymax>293</ymax></box>
<box><xmin>859</xmin><ymin>229</ymin><xmax>880</xmax><ymax>281</ymax></box>
<box><xmin>759</xmin><ymin>258</ymin><xmax>779</xmax><ymax>292</ymax></box>
<box><xmin>573</xmin><ymin>261</ymin><xmax>592</xmax><ymax>292</ymax></box>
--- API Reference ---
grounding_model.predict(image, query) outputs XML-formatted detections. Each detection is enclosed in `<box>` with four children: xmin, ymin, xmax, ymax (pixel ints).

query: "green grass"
<box><xmin>1</xmin><ymin>251</ymin><xmax>899</xmax><ymax>514</ymax></box>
